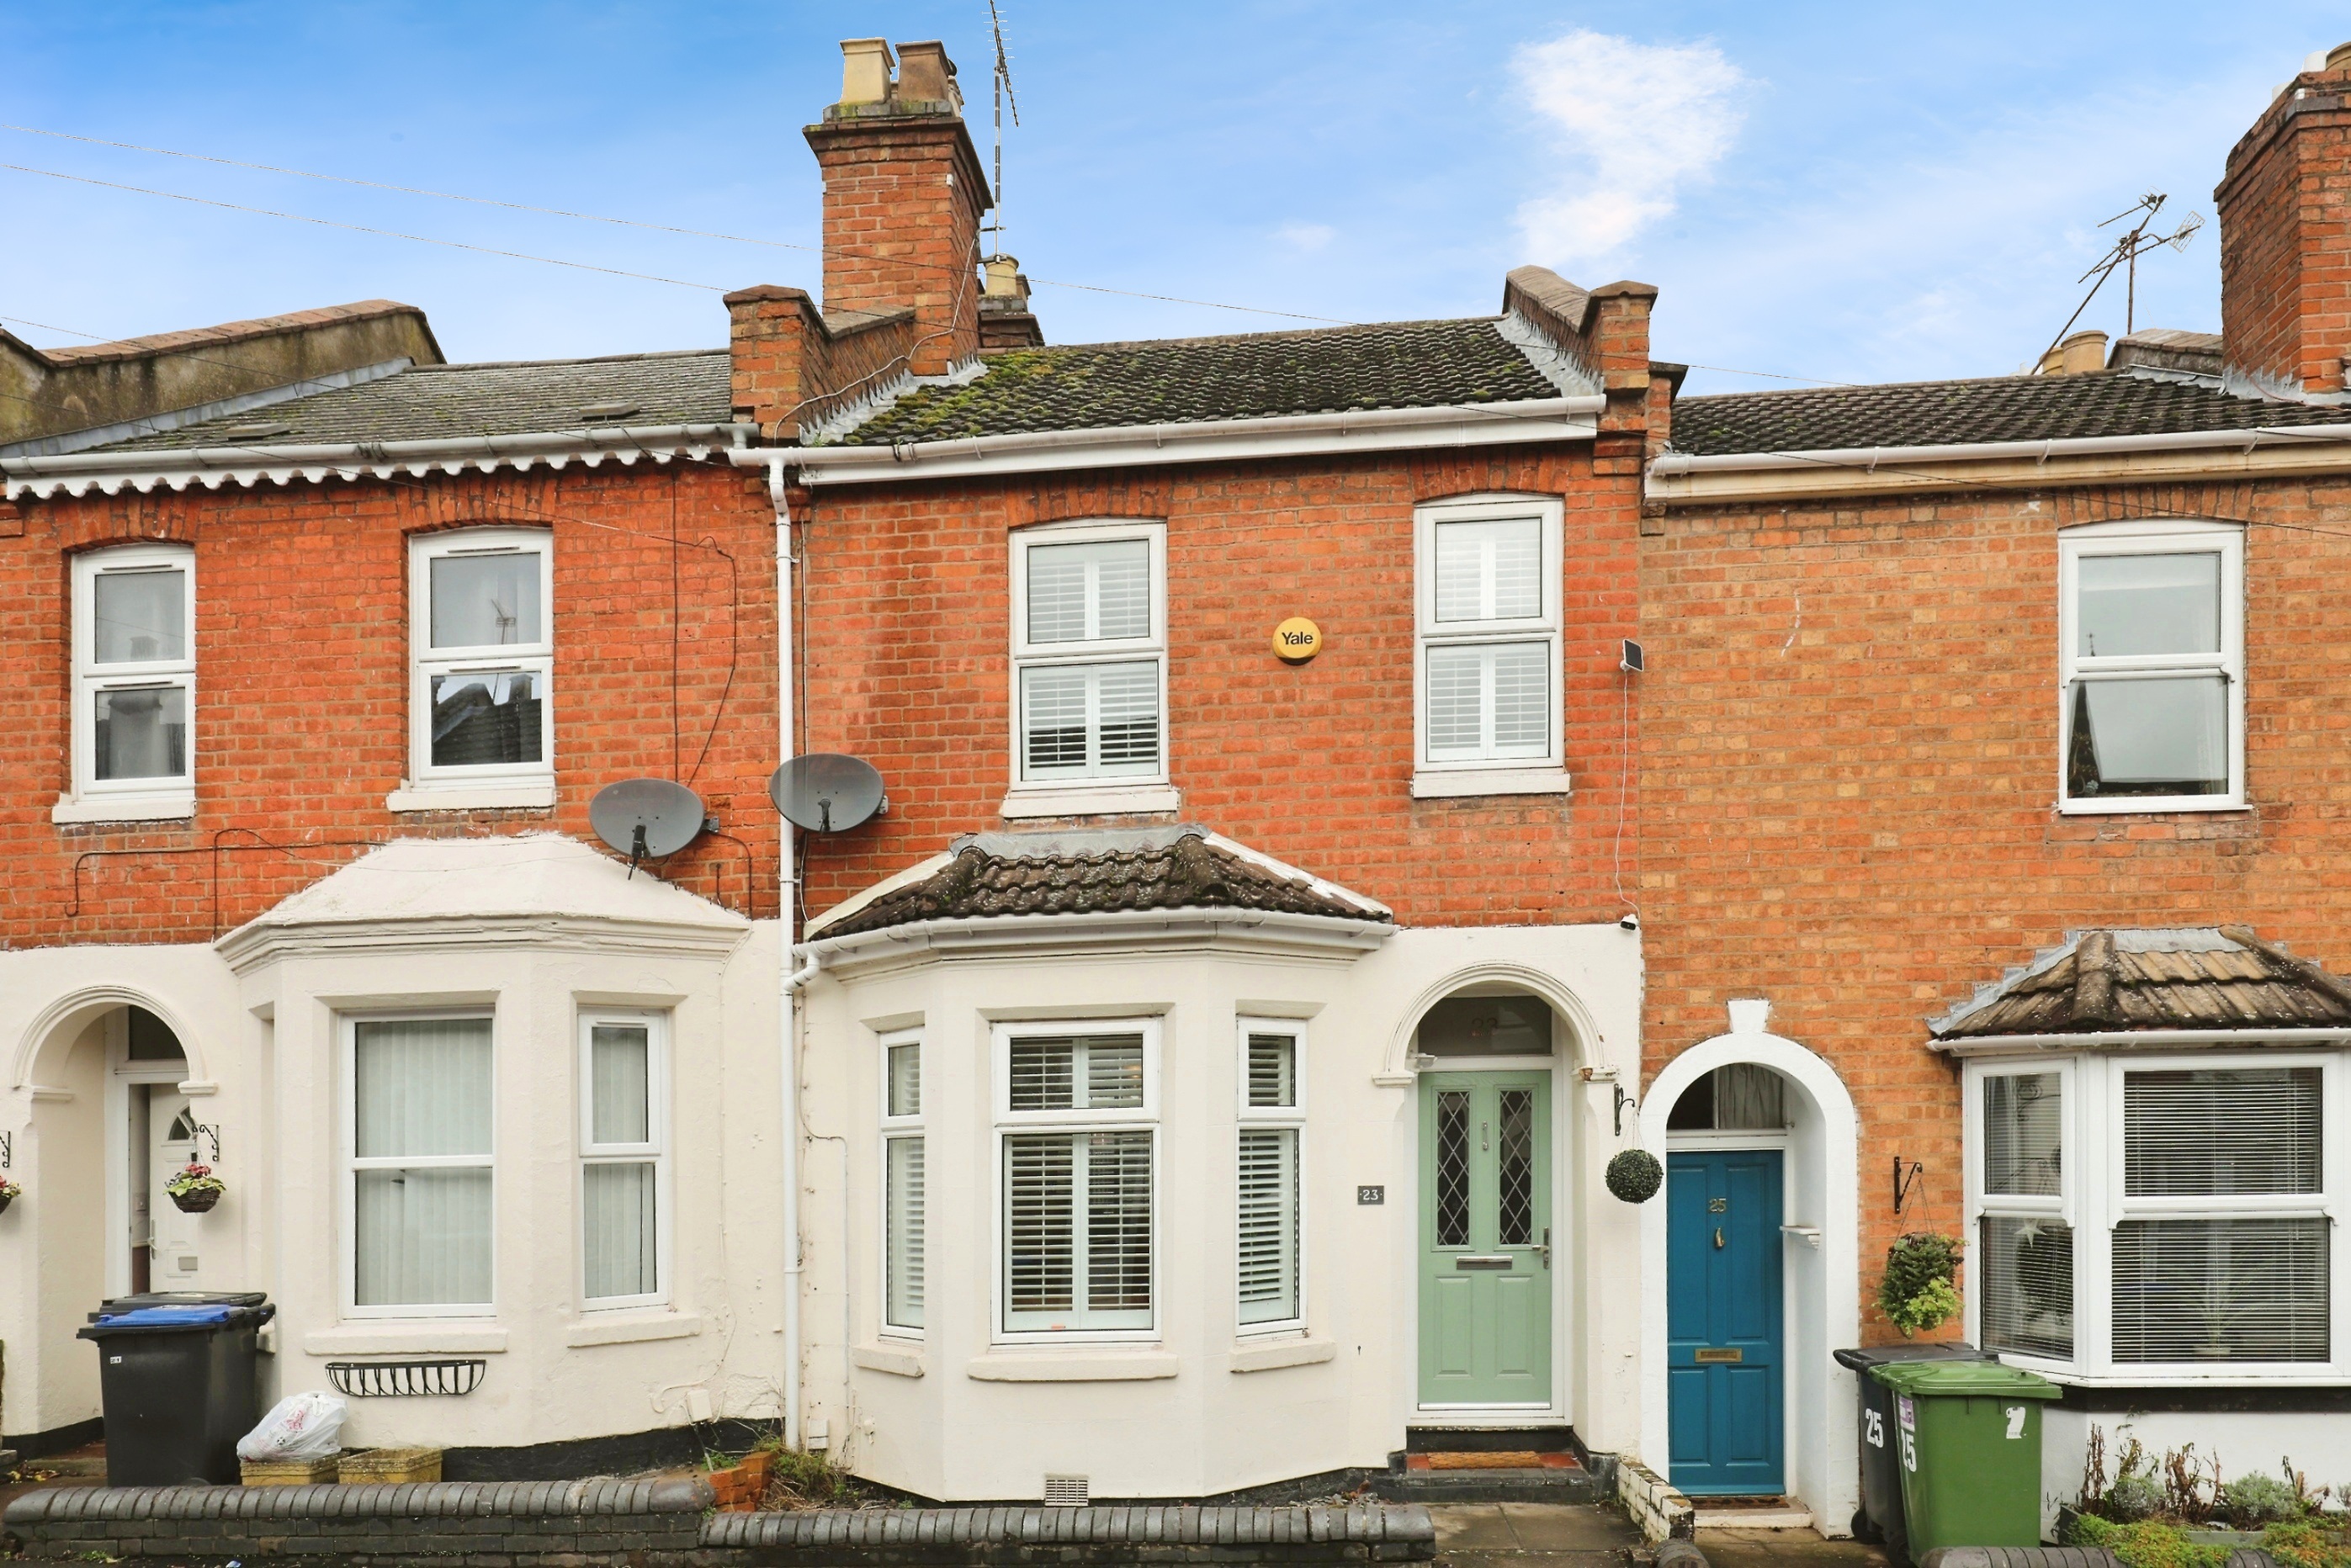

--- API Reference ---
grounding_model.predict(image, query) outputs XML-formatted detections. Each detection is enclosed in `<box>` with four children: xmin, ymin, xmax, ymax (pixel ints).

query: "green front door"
<box><xmin>1419</xmin><ymin>1071</ymin><xmax>1552</xmax><ymax>1406</ymax></box>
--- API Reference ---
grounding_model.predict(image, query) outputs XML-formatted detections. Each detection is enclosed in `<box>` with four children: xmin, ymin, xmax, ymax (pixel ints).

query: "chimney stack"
<box><xmin>2217</xmin><ymin>42</ymin><xmax>2351</xmax><ymax>399</ymax></box>
<box><xmin>804</xmin><ymin>38</ymin><xmax>991</xmax><ymax>376</ymax></box>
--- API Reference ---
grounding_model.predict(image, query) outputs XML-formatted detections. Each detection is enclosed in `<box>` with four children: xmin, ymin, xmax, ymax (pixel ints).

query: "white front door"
<box><xmin>146</xmin><ymin>1091</ymin><xmax>200</xmax><ymax>1288</ymax></box>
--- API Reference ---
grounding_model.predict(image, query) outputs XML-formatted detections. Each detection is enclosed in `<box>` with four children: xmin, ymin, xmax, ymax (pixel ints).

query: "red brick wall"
<box><xmin>2219</xmin><ymin>61</ymin><xmax>2351</xmax><ymax>394</ymax></box>
<box><xmin>806</xmin><ymin>116</ymin><xmax>986</xmax><ymax>375</ymax></box>
<box><xmin>1637</xmin><ymin>476</ymin><xmax>2351</xmax><ymax>1335</ymax></box>
<box><xmin>789</xmin><ymin>445</ymin><xmax>1644</xmax><ymax>927</ymax></box>
<box><xmin>1</xmin><ymin>460</ymin><xmax>781</xmax><ymax>947</ymax></box>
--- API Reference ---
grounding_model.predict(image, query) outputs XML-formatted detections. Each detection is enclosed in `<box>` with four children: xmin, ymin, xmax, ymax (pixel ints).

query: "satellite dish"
<box><xmin>590</xmin><ymin>778</ymin><xmax>707</xmax><ymax>876</ymax></box>
<box><xmin>769</xmin><ymin>754</ymin><xmax>886</xmax><ymax>833</ymax></box>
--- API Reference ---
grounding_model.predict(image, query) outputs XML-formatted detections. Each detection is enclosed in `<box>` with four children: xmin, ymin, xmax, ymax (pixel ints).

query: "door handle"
<box><xmin>1454</xmin><ymin>1255</ymin><xmax>1514</xmax><ymax>1270</ymax></box>
<box><xmin>1541</xmin><ymin>1226</ymin><xmax>1552</xmax><ymax>1270</ymax></box>
<box><xmin>1714</xmin><ymin>1227</ymin><xmax>1725</xmax><ymax>1249</ymax></box>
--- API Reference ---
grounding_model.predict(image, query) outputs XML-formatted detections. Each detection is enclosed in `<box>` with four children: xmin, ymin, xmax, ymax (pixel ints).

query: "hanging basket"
<box><xmin>1605</xmin><ymin>1147</ymin><xmax>1664</xmax><ymax>1204</ymax></box>
<box><xmin>0</xmin><ymin>1189</ymin><xmax>17</xmax><ymax>1216</ymax></box>
<box><xmin>170</xmin><ymin>1184</ymin><xmax>223</xmax><ymax>1214</ymax></box>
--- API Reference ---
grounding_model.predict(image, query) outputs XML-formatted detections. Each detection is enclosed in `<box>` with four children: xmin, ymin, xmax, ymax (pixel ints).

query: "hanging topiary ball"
<box><xmin>1605</xmin><ymin>1147</ymin><xmax>1664</xmax><ymax>1204</ymax></box>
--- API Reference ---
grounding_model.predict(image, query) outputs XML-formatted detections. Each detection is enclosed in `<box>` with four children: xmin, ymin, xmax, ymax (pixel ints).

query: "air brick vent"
<box><xmin>1042</xmin><ymin>1474</ymin><xmax>1090</xmax><ymax>1507</ymax></box>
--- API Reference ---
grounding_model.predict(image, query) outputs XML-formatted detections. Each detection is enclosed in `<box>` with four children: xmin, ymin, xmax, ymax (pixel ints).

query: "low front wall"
<box><xmin>2</xmin><ymin>1483</ymin><xmax>1437</xmax><ymax>1568</ymax></box>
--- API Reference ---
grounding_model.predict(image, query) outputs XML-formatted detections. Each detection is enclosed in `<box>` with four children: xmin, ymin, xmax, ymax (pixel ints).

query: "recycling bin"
<box><xmin>1869</xmin><ymin>1359</ymin><xmax>2062</xmax><ymax>1564</ymax></box>
<box><xmin>1834</xmin><ymin>1342</ymin><xmax>1991</xmax><ymax>1559</ymax></box>
<box><xmin>78</xmin><ymin>1291</ymin><xmax>274</xmax><ymax>1485</ymax></box>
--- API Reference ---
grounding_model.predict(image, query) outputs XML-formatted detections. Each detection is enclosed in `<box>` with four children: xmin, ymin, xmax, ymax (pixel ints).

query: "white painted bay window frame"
<box><xmin>1411</xmin><ymin>495</ymin><xmax>1570</xmax><ymax>799</ymax></box>
<box><xmin>398</xmin><ymin>527</ymin><xmax>555</xmax><ymax>811</ymax></box>
<box><xmin>1235</xmin><ymin>1018</ymin><xmax>1306</xmax><ymax>1338</ymax></box>
<box><xmin>61</xmin><ymin>543</ymin><xmax>197</xmax><ymax>822</ymax></box>
<box><xmin>1002</xmin><ymin>520</ymin><xmax>1176</xmax><ymax>818</ymax></box>
<box><xmin>342</xmin><ymin>1010</ymin><xmax>497</xmax><ymax>1320</ymax></box>
<box><xmin>2056</xmin><ymin>521</ymin><xmax>2244</xmax><ymax>814</ymax></box>
<box><xmin>1963</xmin><ymin>1046</ymin><xmax>2348</xmax><ymax>1383</ymax></box>
<box><xmin>879</xmin><ymin>1027</ymin><xmax>926</xmax><ymax>1338</ymax></box>
<box><xmin>991</xmin><ymin>1018</ymin><xmax>1161</xmax><ymax>1343</ymax></box>
<box><xmin>577</xmin><ymin>1009</ymin><xmax>670</xmax><ymax>1311</ymax></box>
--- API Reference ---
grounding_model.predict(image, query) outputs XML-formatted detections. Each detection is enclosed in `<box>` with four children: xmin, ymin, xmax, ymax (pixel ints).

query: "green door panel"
<box><xmin>1417</xmin><ymin>1071</ymin><xmax>1552</xmax><ymax>1405</ymax></box>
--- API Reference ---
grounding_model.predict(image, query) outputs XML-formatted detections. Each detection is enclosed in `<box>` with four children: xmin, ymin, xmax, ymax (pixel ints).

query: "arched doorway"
<box><xmin>1638</xmin><ymin>1003</ymin><xmax>1860</xmax><ymax>1533</ymax></box>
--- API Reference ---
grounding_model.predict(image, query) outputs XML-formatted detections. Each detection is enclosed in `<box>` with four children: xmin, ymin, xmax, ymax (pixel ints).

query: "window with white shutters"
<box><xmin>881</xmin><ymin>1030</ymin><xmax>925</xmax><ymax>1335</ymax></box>
<box><xmin>2113</xmin><ymin>1065</ymin><xmax>2328</xmax><ymax>1364</ymax></box>
<box><xmin>1415</xmin><ymin>498</ymin><xmax>1563</xmax><ymax>775</ymax></box>
<box><xmin>1236</xmin><ymin>1022</ymin><xmax>1304</xmax><ymax>1332</ymax></box>
<box><xmin>2058</xmin><ymin>522</ymin><xmax>2242</xmax><ymax>812</ymax></box>
<box><xmin>996</xmin><ymin>1023</ymin><xmax>1158</xmax><ymax>1336</ymax></box>
<box><xmin>1011</xmin><ymin>526</ymin><xmax>1166</xmax><ymax>788</ymax></box>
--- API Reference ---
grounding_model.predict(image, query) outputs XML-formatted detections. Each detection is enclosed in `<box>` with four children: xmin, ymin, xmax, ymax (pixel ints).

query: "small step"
<box><xmin>1405</xmin><ymin>1451</ymin><xmax>1582</xmax><ymax>1471</ymax></box>
<box><xmin>1372</xmin><ymin>1465</ymin><xmax>1600</xmax><ymax>1506</ymax></box>
<box><xmin>1690</xmin><ymin>1495</ymin><xmax>1814</xmax><ymax>1530</ymax></box>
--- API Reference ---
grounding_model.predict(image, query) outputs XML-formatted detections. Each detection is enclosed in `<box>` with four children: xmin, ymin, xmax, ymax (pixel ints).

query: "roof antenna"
<box><xmin>2035</xmin><ymin>193</ymin><xmax>2203</xmax><ymax>370</ymax></box>
<box><xmin>984</xmin><ymin>0</ymin><xmax>1021</xmax><ymax>259</ymax></box>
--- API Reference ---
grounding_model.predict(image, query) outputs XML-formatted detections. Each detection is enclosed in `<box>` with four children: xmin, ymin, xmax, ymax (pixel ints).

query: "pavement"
<box><xmin>1430</xmin><ymin>1505</ymin><xmax>1893</xmax><ymax>1568</ymax></box>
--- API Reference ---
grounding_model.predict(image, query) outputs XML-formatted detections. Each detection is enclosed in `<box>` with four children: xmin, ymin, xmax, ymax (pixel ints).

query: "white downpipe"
<box><xmin>772</xmin><ymin>461</ymin><xmax>810</xmax><ymax>1450</ymax></box>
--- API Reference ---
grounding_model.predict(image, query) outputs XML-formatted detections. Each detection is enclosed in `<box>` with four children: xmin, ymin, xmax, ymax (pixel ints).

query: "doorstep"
<box><xmin>1689</xmin><ymin>1497</ymin><xmax>1816</xmax><ymax>1531</ymax></box>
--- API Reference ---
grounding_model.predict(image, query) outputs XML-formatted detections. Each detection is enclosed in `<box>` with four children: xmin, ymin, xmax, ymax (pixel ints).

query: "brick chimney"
<box><xmin>804</xmin><ymin>38</ymin><xmax>990</xmax><ymax>376</ymax></box>
<box><xmin>2217</xmin><ymin>42</ymin><xmax>2351</xmax><ymax>399</ymax></box>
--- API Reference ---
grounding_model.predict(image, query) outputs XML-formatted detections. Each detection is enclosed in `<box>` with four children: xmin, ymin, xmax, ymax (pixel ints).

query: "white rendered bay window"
<box><xmin>347</xmin><ymin>1015</ymin><xmax>494</xmax><ymax>1315</ymax></box>
<box><xmin>881</xmin><ymin>1030</ymin><xmax>925</xmax><ymax>1335</ymax></box>
<box><xmin>2059</xmin><ymin>522</ymin><xmax>2243</xmax><ymax>812</ymax></box>
<box><xmin>580</xmin><ymin>1013</ymin><xmax>666</xmax><ymax>1307</ymax></box>
<box><xmin>1009</xmin><ymin>523</ymin><xmax>1167</xmax><ymax>800</ymax></box>
<box><xmin>1414</xmin><ymin>496</ymin><xmax>1567</xmax><ymax>794</ymax></box>
<box><xmin>68</xmin><ymin>544</ymin><xmax>195</xmax><ymax>818</ymax></box>
<box><xmin>407</xmin><ymin>529</ymin><xmax>554</xmax><ymax>798</ymax></box>
<box><xmin>995</xmin><ymin>1021</ymin><xmax>1158</xmax><ymax>1338</ymax></box>
<box><xmin>1236</xmin><ymin>1020</ymin><xmax>1304</xmax><ymax>1332</ymax></box>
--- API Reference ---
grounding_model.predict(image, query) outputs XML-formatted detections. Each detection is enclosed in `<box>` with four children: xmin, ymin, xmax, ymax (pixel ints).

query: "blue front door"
<box><xmin>1668</xmin><ymin>1149</ymin><xmax>1785</xmax><ymax>1495</ymax></box>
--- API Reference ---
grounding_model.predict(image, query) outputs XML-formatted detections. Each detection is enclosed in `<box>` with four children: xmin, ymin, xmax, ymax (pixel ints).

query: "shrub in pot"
<box><xmin>1877</xmin><ymin>1232</ymin><xmax>1963</xmax><ymax>1337</ymax></box>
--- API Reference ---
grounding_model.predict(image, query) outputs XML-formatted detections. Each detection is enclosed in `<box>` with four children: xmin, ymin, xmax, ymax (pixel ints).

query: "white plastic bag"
<box><xmin>236</xmin><ymin>1391</ymin><xmax>348</xmax><ymax>1462</ymax></box>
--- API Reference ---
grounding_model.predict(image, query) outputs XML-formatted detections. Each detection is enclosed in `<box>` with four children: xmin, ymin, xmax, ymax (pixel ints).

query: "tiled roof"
<box><xmin>809</xmin><ymin>825</ymin><xmax>1390</xmax><ymax>940</ymax></box>
<box><xmin>92</xmin><ymin>350</ymin><xmax>734</xmax><ymax>452</ymax></box>
<box><xmin>1931</xmin><ymin>927</ymin><xmax>2351</xmax><ymax>1040</ymax></box>
<box><xmin>1671</xmin><ymin>368</ymin><xmax>2351</xmax><ymax>457</ymax></box>
<box><xmin>829</xmin><ymin>318</ymin><xmax>1567</xmax><ymax>446</ymax></box>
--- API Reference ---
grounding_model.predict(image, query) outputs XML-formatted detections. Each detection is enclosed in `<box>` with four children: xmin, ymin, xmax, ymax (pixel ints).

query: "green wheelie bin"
<box><xmin>1869</xmin><ymin>1359</ymin><xmax>2062</xmax><ymax>1563</ymax></box>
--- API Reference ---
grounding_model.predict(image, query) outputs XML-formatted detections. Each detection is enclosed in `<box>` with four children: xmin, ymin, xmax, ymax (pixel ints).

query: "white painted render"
<box><xmin>2041</xmin><ymin>1408</ymin><xmax>2351</xmax><ymax>1535</ymax></box>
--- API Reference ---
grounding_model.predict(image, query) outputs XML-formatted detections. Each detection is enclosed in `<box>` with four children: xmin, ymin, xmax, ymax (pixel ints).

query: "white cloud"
<box><xmin>1276</xmin><ymin>221</ymin><xmax>1336</xmax><ymax>252</ymax></box>
<box><xmin>1510</xmin><ymin>30</ymin><xmax>1748</xmax><ymax>270</ymax></box>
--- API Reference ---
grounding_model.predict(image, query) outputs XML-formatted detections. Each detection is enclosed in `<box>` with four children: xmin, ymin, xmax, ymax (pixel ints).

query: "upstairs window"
<box><xmin>1011</xmin><ymin>523</ymin><xmax>1167</xmax><ymax>791</ymax></box>
<box><xmin>72</xmin><ymin>544</ymin><xmax>195</xmax><ymax>811</ymax></box>
<box><xmin>2058</xmin><ymin>522</ymin><xmax>2242</xmax><ymax>812</ymax></box>
<box><xmin>1415</xmin><ymin>496</ymin><xmax>1565</xmax><ymax>780</ymax></box>
<box><xmin>410</xmin><ymin>529</ymin><xmax>553</xmax><ymax>788</ymax></box>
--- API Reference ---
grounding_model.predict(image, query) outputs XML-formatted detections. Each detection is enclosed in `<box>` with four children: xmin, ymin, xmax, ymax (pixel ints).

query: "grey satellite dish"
<box><xmin>770</xmin><ymin>754</ymin><xmax>886</xmax><ymax>833</ymax></box>
<box><xmin>590</xmin><ymin>777</ymin><xmax>707</xmax><ymax>876</ymax></box>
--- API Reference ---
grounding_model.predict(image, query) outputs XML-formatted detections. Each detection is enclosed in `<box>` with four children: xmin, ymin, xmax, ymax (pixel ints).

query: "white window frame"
<box><xmin>879</xmin><ymin>1027</ymin><xmax>926</xmax><ymax>1339</ymax></box>
<box><xmin>65</xmin><ymin>543</ymin><xmax>197</xmax><ymax>821</ymax></box>
<box><xmin>1963</xmin><ymin>1059</ymin><xmax>2078</xmax><ymax>1372</ymax></box>
<box><xmin>2056</xmin><ymin>520</ymin><xmax>2245</xmax><ymax>814</ymax></box>
<box><xmin>990</xmin><ymin>1017</ymin><xmax>1161</xmax><ymax>1343</ymax></box>
<box><xmin>405</xmin><ymin>527</ymin><xmax>555</xmax><ymax>803</ymax></box>
<box><xmin>1964</xmin><ymin>1046</ymin><xmax>2349</xmax><ymax>1383</ymax></box>
<box><xmin>1235</xmin><ymin>1017</ymin><xmax>1307</xmax><ymax>1338</ymax></box>
<box><xmin>577</xmin><ymin>1009</ymin><xmax>670</xmax><ymax>1311</ymax></box>
<box><xmin>1412</xmin><ymin>495</ymin><xmax>1569</xmax><ymax>797</ymax></box>
<box><xmin>1004</xmin><ymin>520</ymin><xmax>1171</xmax><ymax>814</ymax></box>
<box><xmin>341</xmin><ymin>1009</ymin><xmax>496</xmax><ymax>1320</ymax></box>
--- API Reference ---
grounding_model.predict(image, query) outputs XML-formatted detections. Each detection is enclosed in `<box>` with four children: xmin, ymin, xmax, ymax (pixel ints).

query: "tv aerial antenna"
<box><xmin>983</xmin><ymin>0</ymin><xmax>1022</xmax><ymax>259</ymax></box>
<box><xmin>2036</xmin><ymin>192</ymin><xmax>2203</xmax><ymax>368</ymax></box>
<box><xmin>589</xmin><ymin>777</ymin><xmax>708</xmax><ymax>878</ymax></box>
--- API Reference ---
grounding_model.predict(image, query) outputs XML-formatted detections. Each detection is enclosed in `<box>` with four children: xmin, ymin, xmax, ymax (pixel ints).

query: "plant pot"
<box><xmin>0</xmin><ymin>1192</ymin><xmax>15</xmax><ymax>1216</ymax></box>
<box><xmin>171</xmin><ymin>1186</ymin><xmax>222</xmax><ymax>1214</ymax></box>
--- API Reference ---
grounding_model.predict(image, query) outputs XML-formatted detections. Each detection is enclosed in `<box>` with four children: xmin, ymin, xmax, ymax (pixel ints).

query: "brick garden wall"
<box><xmin>0</xmin><ymin>458</ymin><xmax>781</xmax><ymax>948</ymax></box>
<box><xmin>1637</xmin><ymin>475</ymin><xmax>2351</xmax><ymax>1335</ymax></box>
<box><xmin>788</xmin><ymin>442</ymin><xmax>1644</xmax><ymax>929</ymax></box>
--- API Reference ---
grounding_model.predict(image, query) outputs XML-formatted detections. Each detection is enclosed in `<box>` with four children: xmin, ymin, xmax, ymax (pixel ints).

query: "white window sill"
<box><xmin>301</xmin><ymin>1324</ymin><xmax>508</xmax><ymax>1356</ymax></box>
<box><xmin>852</xmin><ymin>1343</ymin><xmax>926</xmax><ymax>1379</ymax></box>
<box><xmin>1231</xmin><ymin>1336</ymin><xmax>1334</xmax><ymax>1373</ymax></box>
<box><xmin>53</xmin><ymin>792</ymin><xmax>194</xmax><ymax>824</ymax></box>
<box><xmin>999</xmin><ymin>782</ymin><xmax>1181</xmax><ymax>819</ymax></box>
<box><xmin>2057</xmin><ymin>797</ymin><xmax>2248</xmax><ymax>816</ymax></box>
<box><xmin>564</xmin><ymin>1311</ymin><xmax>703</xmax><ymax>1348</ymax></box>
<box><xmin>965</xmin><ymin>1350</ymin><xmax>1180</xmax><ymax>1382</ymax></box>
<box><xmin>1410</xmin><ymin>767</ymin><xmax>1572</xmax><ymax>799</ymax></box>
<box><xmin>387</xmin><ymin>779</ymin><xmax>555</xmax><ymax>812</ymax></box>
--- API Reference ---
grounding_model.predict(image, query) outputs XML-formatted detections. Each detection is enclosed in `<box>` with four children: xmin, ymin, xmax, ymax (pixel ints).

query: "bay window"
<box><xmin>1237</xmin><ymin>1020</ymin><xmax>1304</xmax><ymax>1332</ymax></box>
<box><xmin>2058</xmin><ymin>522</ymin><xmax>2242</xmax><ymax>812</ymax></box>
<box><xmin>581</xmin><ymin>1013</ymin><xmax>666</xmax><ymax>1307</ymax></box>
<box><xmin>1009</xmin><ymin>523</ymin><xmax>1167</xmax><ymax>806</ymax></box>
<box><xmin>348</xmin><ymin>1015</ymin><xmax>494</xmax><ymax>1313</ymax></box>
<box><xmin>995</xmin><ymin>1022</ymin><xmax>1158</xmax><ymax>1337</ymax></box>
<box><xmin>406</xmin><ymin>528</ymin><xmax>554</xmax><ymax>803</ymax></box>
<box><xmin>67</xmin><ymin>543</ymin><xmax>196</xmax><ymax>818</ymax></box>
<box><xmin>1414</xmin><ymin>495</ymin><xmax>1568</xmax><ymax>797</ymax></box>
<box><xmin>881</xmin><ymin>1029</ymin><xmax>925</xmax><ymax>1335</ymax></box>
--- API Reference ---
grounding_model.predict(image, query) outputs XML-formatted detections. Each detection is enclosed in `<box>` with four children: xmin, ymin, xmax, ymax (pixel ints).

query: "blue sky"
<box><xmin>3</xmin><ymin>3</ymin><xmax>2347</xmax><ymax>396</ymax></box>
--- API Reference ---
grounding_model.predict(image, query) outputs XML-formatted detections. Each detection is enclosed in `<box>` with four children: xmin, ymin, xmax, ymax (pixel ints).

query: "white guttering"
<box><xmin>803</xmin><ymin>906</ymin><xmax>1395</xmax><ymax>975</ymax></box>
<box><xmin>726</xmin><ymin>395</ymin><xmax>1604</xmax><ymax>486</ymax></box>
<box><xmin>1647</xmin><ymin>422</ymin><xmax>2351</xmax><ymax>491</ymax></box>
<box><xmin>771</xmin><ymin>460</ymin><xmax>811</xmax><ymax>1451</ymax></box>
<box><xmin>1934</xmin><ymin>1026</ymin><xmax>2351</xmax><ymax>1057</ymax></box>
<box><xmin>2</xmin><ymin>423</ymin><xmax>751</xmax><ymax>501</ymax></box>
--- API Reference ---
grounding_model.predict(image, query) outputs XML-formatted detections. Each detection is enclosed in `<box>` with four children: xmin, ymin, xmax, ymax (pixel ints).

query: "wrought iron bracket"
<box><xmin>1892</xmin><ymin>1154</ymin><xmax>1925</xmax><ymax>1215</ymax></box>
